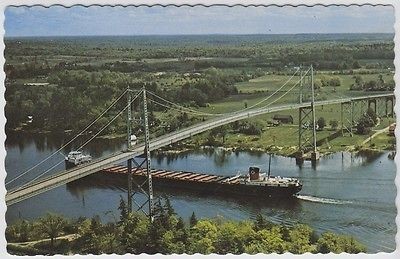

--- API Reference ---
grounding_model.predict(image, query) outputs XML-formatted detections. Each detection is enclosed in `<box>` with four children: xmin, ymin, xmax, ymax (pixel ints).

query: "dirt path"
<box><xmin>10</xmin><ymin>233</ymin><xmax>79</xmax><ymax>247</ymax></box>
<box><xmin>361</xmin><ymin>126</ymin><xmax>390</xmax><ymax>145</ymax></box>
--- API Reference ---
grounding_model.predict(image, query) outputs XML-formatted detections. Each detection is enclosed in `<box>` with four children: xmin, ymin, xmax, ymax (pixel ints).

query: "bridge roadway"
<box><xmin>6</xmin><ymin>93</ymin><xmax>394</xmax><ymax>206</ymax></box>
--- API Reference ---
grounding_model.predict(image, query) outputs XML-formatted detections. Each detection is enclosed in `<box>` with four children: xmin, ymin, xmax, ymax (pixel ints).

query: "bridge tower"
<box><xmin>126</xmin><ymin>86</ymin><xmax>154</xmax><ymax>222</ymax></box>
<box><xmin>297</xmin><ymin>65</ymin><xmax>319</xmax><ymax>164</ymax></box>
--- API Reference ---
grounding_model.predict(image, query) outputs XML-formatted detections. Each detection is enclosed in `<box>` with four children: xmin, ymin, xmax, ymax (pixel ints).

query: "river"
<box><xmin>5</xmin><ymin>133</ymin><xmax>397</xmax><ymax>253</ymax></box>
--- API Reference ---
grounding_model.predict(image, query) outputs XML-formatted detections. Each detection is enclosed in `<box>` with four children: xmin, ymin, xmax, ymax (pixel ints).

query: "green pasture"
<box><xmin>236</xmin><ymin>73</ymin><xmax>394</xmax><ymax>94</ymax></box>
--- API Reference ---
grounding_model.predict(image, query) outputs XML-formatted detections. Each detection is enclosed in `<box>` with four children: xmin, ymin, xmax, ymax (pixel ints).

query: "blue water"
<box><xmin>5</xmin><ymin>136</ymin><xmax>397</xmax><ymax>253</ymax></box>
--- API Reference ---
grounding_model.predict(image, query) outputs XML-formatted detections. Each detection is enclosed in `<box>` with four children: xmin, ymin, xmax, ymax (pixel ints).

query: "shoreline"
<box><xmin>6</xmin><ymin>128</ymin><xmax>126</xmax><ymax>140</ymax></box>
<box><xmin>8</xmin><ymin>128</ymin><xmax>394</xmax><ymax>158</ymax></box>
<box><xmin>153</xmin><ymin>143</ymin><xmax>394</xmax><ymax>158</ymax></box>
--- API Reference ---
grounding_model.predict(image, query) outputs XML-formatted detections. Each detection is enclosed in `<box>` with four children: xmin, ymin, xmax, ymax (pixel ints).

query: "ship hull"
<box><xmin>105</xmin><ymin>172</ymin><xmax>302</xmax><ymax>198</ymax></box>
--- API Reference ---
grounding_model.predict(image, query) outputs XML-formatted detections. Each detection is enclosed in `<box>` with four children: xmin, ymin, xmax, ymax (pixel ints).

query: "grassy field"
<box><xmin>181</xmin><ymin>115</ymin><xmax>395</xmax><ymax>157</ymax></box>
<box><xmin>236</xmin><ymin>73</ymin><xmax>394</xmax><ymax>94</ymax></box>
<box><xmin>174</xmin><ymin>69</ymin><xmax>395</xmax><ymax>157</ymax></box>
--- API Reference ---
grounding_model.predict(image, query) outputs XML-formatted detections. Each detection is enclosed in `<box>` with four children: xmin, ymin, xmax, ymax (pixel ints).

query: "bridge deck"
<box><xmin>6</xmin><ymin>93</ymin><xmax>394</xmax><ymax>206</ymax></box>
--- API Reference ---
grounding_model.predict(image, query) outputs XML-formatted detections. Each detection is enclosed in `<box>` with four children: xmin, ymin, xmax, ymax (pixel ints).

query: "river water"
<box><xmin>5</xmin><ymin>133</ymin><xmax>397</xmax><ymax>253</ymax></box>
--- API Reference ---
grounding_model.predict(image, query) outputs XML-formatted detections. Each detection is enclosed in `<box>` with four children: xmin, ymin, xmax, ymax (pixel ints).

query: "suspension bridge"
<box><xmin>5</xmin><ymin>66</ymin><xmax>395</xmax><ymax>220</ymax></box>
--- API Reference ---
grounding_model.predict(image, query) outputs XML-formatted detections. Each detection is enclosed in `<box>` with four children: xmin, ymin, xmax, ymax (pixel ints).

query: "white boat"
<box><xmin>65</xmin><ymin>151</ymin><xmax>92</xmax><ymax>166</ymax></box>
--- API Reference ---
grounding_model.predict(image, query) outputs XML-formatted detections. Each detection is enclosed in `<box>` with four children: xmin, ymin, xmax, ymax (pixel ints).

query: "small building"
<box><xmin>24</xmin><ymin>82</ymin><xmax>49</xmax><ymax>86</ymax></box>
<box><xmin>272</xmin><ymin>114</ymin><xmax>294</xmax><ymax>124</ymax></box>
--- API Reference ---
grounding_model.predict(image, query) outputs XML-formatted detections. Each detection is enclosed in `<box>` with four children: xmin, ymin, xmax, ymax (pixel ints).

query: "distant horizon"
<box><xmin>4</xmin><ymin>32</ymin><xmax>395</xmax><ymax>39</ymax></box>
<box><xmin>5</xmin><ymin>5</ymin><xmax>394</xmax><ymax>37</ymax></box>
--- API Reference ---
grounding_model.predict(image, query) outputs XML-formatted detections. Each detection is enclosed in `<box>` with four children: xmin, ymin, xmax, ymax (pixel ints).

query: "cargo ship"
<box><xmin>101</xmin><ymin>165</ymin><xmax>302</xmax><ymax>198</ymax></box>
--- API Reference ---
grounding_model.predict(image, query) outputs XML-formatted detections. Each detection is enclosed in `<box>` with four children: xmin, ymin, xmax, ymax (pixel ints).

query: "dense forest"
<box><xmin>7</xmin><ymin>197</ymin><xmax>366</xmax><ymax>255</ymax></box>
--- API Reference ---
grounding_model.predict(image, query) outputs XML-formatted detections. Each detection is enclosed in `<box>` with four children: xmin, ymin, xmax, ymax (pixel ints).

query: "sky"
<box><xmin>4</xmin><ymin>5</ymin><xmax>395</xmax><ymax>37</ymax></box>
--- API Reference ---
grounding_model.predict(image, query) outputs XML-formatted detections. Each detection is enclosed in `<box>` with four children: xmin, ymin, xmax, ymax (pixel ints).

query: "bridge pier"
<box><xmin>311</xmin><ymin>151</ymin><xmax>320</xmax><ymax>161</ymax></box>
<box><xmin>127</xmin><ymin>158</ymin><xmax>133</xmax><ymax>212</ymax></box>
<box><xmin>295</xmin><ymin>151</ymin><xmax>304</xmax><ymax>166</ymax></box>
<box><xmin>386</xmin><ymin>96</ymin><xmax>395</xmax><ymax>118</ymax></box>
<box><xmin>368</xmin><ymin>99</ymin><xmax>377</xmax><ymax>114</ymax></box>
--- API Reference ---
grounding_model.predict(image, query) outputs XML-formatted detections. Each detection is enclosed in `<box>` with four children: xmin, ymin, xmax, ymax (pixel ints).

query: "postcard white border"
<box><xmin>0</xmin><ymin>0</ymin><xmax>398</xmax><ymax>258</ymax></box>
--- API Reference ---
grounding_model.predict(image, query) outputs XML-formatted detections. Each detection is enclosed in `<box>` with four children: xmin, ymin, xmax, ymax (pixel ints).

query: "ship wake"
<box><xmin>296</xmin><ymin>195</ymin><xmax>352</xmax><ymax>205</ymax></box>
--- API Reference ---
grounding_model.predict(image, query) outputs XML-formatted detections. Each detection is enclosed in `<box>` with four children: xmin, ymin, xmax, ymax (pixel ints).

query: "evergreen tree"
<box><xmin>118</xmin><ymin>196</ymin><xmax>128</xmax><ymax>225</ymax></box>
<box><xmin>164</xmin><ymin>197</ymin><xmax>175</xmax><ymax>217</ymax></box>
<box><xmin>190</xmin><ymin>212</ymin><xmax>198</xmax><ymax>227</ymax></box>
<box><xmin>254</xmin><ymin>213</ymin><xmax>274</xmax><ymax>231</ymax></box>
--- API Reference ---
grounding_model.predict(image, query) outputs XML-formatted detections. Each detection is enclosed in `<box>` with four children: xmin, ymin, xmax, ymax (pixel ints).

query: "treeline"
<box><xmin>281</xmin><ymin>43</ymin><xmax>393</xmax><ymax>70</ymax></box>
<box><xmin>314</xmin><ymin>75</ymin><xmax>341</xmax><ymax>89</ymax></box>
<box><xmin>350</xmin><ymin>74</ymin><xmax>395</xmax><ymax>91</ymax></box>
<box><xmin>6</xmin><ymin>198</ymin><xmax>366</xmax><ymax>255</ymax></box>
<box><xmin>5</xmin><ymin>37</ymin><xmax>394</xmax><ymax>78</ymax></box>
<box><xmin>5</xmin><ymin>34</ymin><xmax>394</xmax><ymax>60</ymax></box>
<box><xmin>5</xmin><ymin>78</ymin><xmax>126</xmax><ymax>133</ymax></box>
<box><xmin>5</xmin><ymin>68</ymin><xmax>240</xmax><ymax>133</ymax></box>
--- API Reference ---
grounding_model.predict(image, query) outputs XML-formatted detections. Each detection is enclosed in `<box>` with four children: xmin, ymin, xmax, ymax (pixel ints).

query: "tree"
<box><xmin>317</xmin><ymin>117</ymin><xmax>326</xmax><ymax>130</ymax></box>
<box><xmin>287</xmin><ymin>224</ymin><xmax>315</xmax><ymax>254</ymax></box>
<box><xmin>118</xmin><ymin>213</ymin><xmax>149</xmax><ymax>254</ymax></box>
<box><xmin>189</xmin><ymin>212</ymin><xmax>198</xmax><ymax>227</ymax></box>
<box><xmin>356</xmin><ymin>108</ymin><xmax>377</xmax><ymax>134</ymax></box>
<box><xmin>118</xmin><ymin>196</ymin><xmax>128</xmax><ymax>225</ymax></box>
<box><xmin>164</xmin><ymin>197</ymin><xmax>176</xmax><ymax>217</ymax></box>
<box><xmin>187</xmin><ymin>220</ymin><xmax>217</xmax><ymax>254</ymax></box>
<box><xmin>352</xmin><ymin>60</ymin><xmax>361</xmax><ymax>69</ymax></box>
<box><xmin>366</xmin><ymin>107</ymin><xmax>378</xmax><ymax>125</ymax></box>
<box><xmin>244</xmin><ymin>226</ymin><xmax>286</xmax><ymax>254</ymax></box>
<box><xmin>38</xmin><ymin>213</ymin><xmax>67</xmax><ymax>248</ymax></box>
<box><xmin>378</xmin><ymin>74</ymin><xmax>385</xmax><ymax>86</ymax></box>
<box><xmin>329</xmin><ymin>120</ymin><xmax>339</xmax><ymax>130</ymax></box>
<box><xmin>365</xmin><ymin>80</ymin><xmax>378</xmax><ymax>90</ymax></box>
<box><xmin>6</xmin><ymin>220</ymin><xmax>31</xmax><ymax>242</ymax></box>
<box><xmin>356</xmin><ymin>117</ymin><xmax>371</xmax><ymax>135</ymax></box>
<box><xmin>211</xmin><ymin>125</ymin><xmax>230</xmax><ymax>144</ymax></box>
<box><xmin>313</xmin><ymin>79</ymin><xmax>322</xmax><ymax>89</ymax></box>
<box><xmin>329</xmin><ymin>77</ymin><xmax>341</xmax><ymax>87</ymax></box>
<box><xmin>238</xmin><ymin>120</ymin><xmax>263</xmax><ymax>135</ymax></box>
<box><xmin>214</xmin><ymin>221</ymin><xmax>256</xmax><ymax>254</ymax></box>
<box><xmin>351</xmin><ymin>75</ymin><xmax>365</xmax><ymax>90</ymax></box>
<box><xmin>317</xmin><ymin>232</ymin><xmax>366</xmax><ymax>254</ymax></box>
<box><xmin>254</xmin><ymin>213</ymin><xmax>274</xmax><ymax>231</ymax></box>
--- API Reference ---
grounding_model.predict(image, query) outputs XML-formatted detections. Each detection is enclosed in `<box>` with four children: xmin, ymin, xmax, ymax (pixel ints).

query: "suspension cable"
<box><xmin>258</xmin><ymin>67</ymin><xmax>311</xmax><ymax>109</ymax></box>
<box><xmin>147</xmin><ymin>91</ymin><xmax>220</xmax><ymax>116</ymax></box>
<box><xmin>147</xmin><ymin>68</ymin><xmax>303</xmax><ymax>120</ymax></box>
<box><xmin>12</xmin><ymin>90</ymin><xmax>143</xmax><ymax>191</ymax></box>
<box><xmin>149</xmin><ymin>98</ymin><xmax>216</xmax><ymax>117</ymax></box>
<box><xmin>147</xmin><ymin>68</ymin><xmax>299</xmax><ymax>117</ymax></box>
<box><xmin>6</xmin><ymin>89</ymin><xmax>132</xmax><ymax>187</ymax></box>
<box><xmin>238</xmin><ymin>68</ymin><xmax>300</xmax><ymax>112</ymax></box>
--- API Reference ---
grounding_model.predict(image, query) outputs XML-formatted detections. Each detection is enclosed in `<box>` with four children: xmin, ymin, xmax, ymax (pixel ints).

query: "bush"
<box><xmin>329</xmin><ymin>119</ymin><xmax>339</xmax><ymax>130</ymax></box>
<box><xmin>317</xmin><ymin>117</ymin><xmax>326</xmax><ymax>130</ymax></box>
